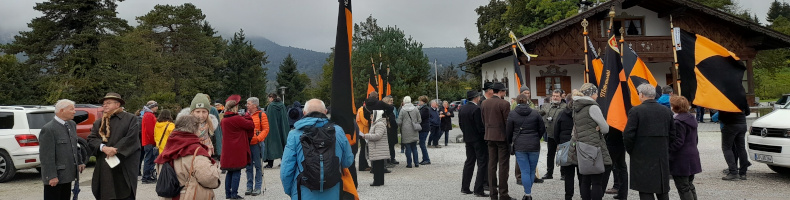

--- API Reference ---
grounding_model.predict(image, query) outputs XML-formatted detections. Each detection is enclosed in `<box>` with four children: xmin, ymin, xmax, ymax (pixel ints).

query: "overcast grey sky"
<box><xmin>0</xmin><ymin>0</ymin><xmax>777</xmax><ymax>53</ymax></box>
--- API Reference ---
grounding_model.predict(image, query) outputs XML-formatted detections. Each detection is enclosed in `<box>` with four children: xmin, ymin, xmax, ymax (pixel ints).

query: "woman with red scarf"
<box><xmin>220</xmin><ymin>95</ymin><xmax>255</xmax><ymax>199</ymax></box>
<box><xmin>155</xmin><ymin>115</ymin><xmax>221</xmax><ymax>200</ymax></box>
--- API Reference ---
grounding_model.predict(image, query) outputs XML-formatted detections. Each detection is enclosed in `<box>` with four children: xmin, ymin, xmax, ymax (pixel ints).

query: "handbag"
<box><xmin>406</xmin><ymin>111</ymin><xmax>422</xmax><ymax>131</ymax></box>
<box><xmin>574</xmin><ymin>126</ymin><xmax>604</xmax><ymax>175</ymax></box>
<box><xmin>555</xmin><ymin>141</ymin><xmax>571</xmax><ymax>166</ymax></box>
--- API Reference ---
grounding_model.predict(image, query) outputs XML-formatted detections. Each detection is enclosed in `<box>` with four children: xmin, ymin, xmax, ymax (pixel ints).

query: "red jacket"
<box><xmin>141</xmin><ymin>112</ymin><xmax>157</xmax><ymax>146</ymax></box>
<box><xmin>220</xmin><ymin>112</ymin><xmax>255</xmax><ymax>170</ymax></box>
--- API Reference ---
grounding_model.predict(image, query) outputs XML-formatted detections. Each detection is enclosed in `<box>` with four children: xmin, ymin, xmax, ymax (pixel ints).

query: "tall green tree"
<box><xmin>463</xmin><ymin>0</ymin><xmax>575</xmax><ymax>81</ymax></box>
<box><xmin>352</xmin><ymin>16</ymin><xmax>431</xmax><ymax>106</ymax></box>
<box><xmin>0</xmin><ymin>55</ymin><xmax>44</xmax><ymax>105</ymax></box>
<box><xmin>3</xmin><ymin>0</ymin><xmax>131</xmax><ymax>103</ymax></box>
<box><xmin>276</xmin><ymin>54</ymin><xmax>309</xmax><ymax>103</ymax></box>
<box><xmin>220</xmin><ymin>29</ymin><xmax>269</xmax><ymax>99</ymax></box>
<box><xmin>135</xmin><ymin>3</ymin><xmax>226</xmax><ymax>105</ymax></box>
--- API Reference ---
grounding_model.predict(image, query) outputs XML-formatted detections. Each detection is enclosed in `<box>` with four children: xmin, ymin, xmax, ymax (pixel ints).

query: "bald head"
<box><xmin>303</xmin><ymin>99</ymin><xmax>327</xmax><ymax>115</ymax></box>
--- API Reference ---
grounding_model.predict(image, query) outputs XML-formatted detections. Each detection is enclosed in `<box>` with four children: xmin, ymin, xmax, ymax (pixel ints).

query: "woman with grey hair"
<box><xmin>567</xmin><ymin>83</ymin><xmax>612</xmax><ymax>200</ymax></box>
<box><xmin>397</xmin><ymin>96</ymin><xmax>421</xmax><ymax>168</ymax></box>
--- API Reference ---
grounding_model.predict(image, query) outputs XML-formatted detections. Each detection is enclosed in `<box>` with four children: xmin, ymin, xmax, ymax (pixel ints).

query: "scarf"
<box><xmin>98</xmin><ymin>108</ymin><xmax>123</xmax><ymax>142</ymax></box>
<box><xmin>155</xmin><ymin>131</ymin><xmax>213</xmax><ymax>164</ymax></box>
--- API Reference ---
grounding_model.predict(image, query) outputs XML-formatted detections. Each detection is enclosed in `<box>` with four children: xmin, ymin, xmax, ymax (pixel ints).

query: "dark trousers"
<box><xmin>429</xmin><ymin>126</ymin><xmax>441</xmax><ymax>146</ymax></box>
<box><xmin>371</xmin><ymin>160</ymin><xmax>385</xmax><ymax>185</ymax></box>
<box><xmin>419</xmin><ymin>131</ymin><xmax>431</xmax><ymax>162</ymax></box>
<box><xmin>607</xmin><ymin>145</ymin><xmax>628</xmax><ymax>198</ymax></box>
<box><xmin>350</xmin><ymin>137</ymin><xmax>359</xmax><ymax>187</ymax></box>
<box><xmin>722</xmin><ymin>123</ymin><xmax>750</xmax><ymax>175</ymax></box>
<box><xmin>488</xmin><ymin>141</ymin><xmax>511</xmax><ymax>199</ymax></box>
<box><xmin>462</xmin><ymin>141</ymin><xmax>488</xmax><ymax>194</ymax></box>
<box><xmin>142</xmin><ymin>144</ymin><xmax>157</xmax><ymax>181</ymax></box>
<box><xmin>561</xmin><ymin>166</ymin><xmax>576</xmax><ymax>200</ymax></box>
<box><xmin>673</xmin><ymin>175</ymin><xmax>698</xmax><ymax>200</ymax></box>
<box><xmin>388</xmin><ymin>129</ymin><xmax>398</xmax><ymax>162</ymax></box>
<box><xmin>358</xmin><ymin>139</ymin><xmax>370</xmax><ymax>170</ymax></box>
<box><xmin>639</xmin><ymin>192</ymin><xmax>669</xmax><ymax>200</ymax></box>
<box><xmin>225</xmin><ymin>170</ymin><xmax>242</xmax><ymax>198</ymax></box>
<box><xmin>579</xmin><ymin>165</ymin><xmax>612</xmax><ymax>200</ymax></box>
<box><xmin>695</xmin><ymin>107</ymin><xmax>705</xmax><ymax>122</ymax></box>
<box><xmin>545</xmin><ymin>138</ymin><xmax>557</xmax><ymax>175</ymax></box>
<box><xmin>44</xmin><ymin>182</ymin><xmax>71</xmax><ymax>200</ymax></box>
<box><xmin>443</xmin><ymin>130</ymin><xmax>450</xmax><ymax>146</ymax></box>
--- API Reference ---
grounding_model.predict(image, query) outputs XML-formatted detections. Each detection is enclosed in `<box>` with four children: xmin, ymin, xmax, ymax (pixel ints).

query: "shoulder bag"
<box><xmin>574</xmin><ymin>125</ymin><xmax>604</xmax><ymax>175</ymax></box>
<box><xmin>407</xmin><ymin>110</ymin><xmax>422</xmax><ymax>131</ymax></box>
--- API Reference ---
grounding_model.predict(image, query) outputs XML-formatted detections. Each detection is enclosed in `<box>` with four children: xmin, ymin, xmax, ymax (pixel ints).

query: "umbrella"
<box><xmin>72</xmin><ymin>176</ymin><xmax>80</xmax><ymax>200</ymax></box>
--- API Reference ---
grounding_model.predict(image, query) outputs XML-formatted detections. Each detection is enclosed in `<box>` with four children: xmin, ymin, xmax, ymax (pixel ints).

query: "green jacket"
<box><xmin>264</xmin><ymin>101</ymin><xmax>290</xmax><ymax>160</ymax></box>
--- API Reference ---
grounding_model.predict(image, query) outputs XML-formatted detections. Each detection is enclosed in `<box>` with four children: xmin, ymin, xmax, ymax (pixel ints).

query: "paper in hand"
<box><xmin>105</xmin><ymin>156</ymin><xmax>121</xmax><ymax>168</ymax></box>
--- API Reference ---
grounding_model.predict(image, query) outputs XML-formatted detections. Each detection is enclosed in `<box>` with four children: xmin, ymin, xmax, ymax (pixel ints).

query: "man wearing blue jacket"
<box><xmin>281</xmin><ymin>99</ymin><xmax>354</xmax><ymax>200</ymax></box>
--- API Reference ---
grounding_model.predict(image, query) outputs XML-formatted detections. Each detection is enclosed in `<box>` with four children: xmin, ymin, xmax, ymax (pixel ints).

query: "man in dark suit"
<box><xmin>481</xmin><ymin>82</ymin><xmax>516</xmax><ymax>200</ymax></box>
<box><xmin>460</xmin><ymin>90</ymin><xmax>489</xmax><ymax>197</ymax></box>
<box><xmin>623</xmin><ymin>84</ymin><xmax>676</xmax><ymax>200</ymax></box>
<box><xmin>40</xmin><ymin>99</ymin><xmax>85</xmax><ymax>200</ymax></box>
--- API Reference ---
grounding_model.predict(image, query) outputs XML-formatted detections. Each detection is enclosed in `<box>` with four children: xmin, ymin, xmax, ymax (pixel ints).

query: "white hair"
<box><xmin>637</xmin><ymin>84</ymin><xmax>657</xmax><ymax>98</ymax></box>
<box><xmin>403</xmin><ymin>96</ymin><xmax>412</xmax><ymax>104</ymax></box>
<box><xmin>304</xmin><ymin>99</ymin><xmax>327</xmax><ymax>114</ymax></box>
<box><xmin>247</xmin><ymin>97</ymin><xmax>260</xmax><ymax>106</ymax></box>
<box><xmin>55</xmin><ymin>99</ymin><xmax>75</xmax><ymax>113</ymax></box>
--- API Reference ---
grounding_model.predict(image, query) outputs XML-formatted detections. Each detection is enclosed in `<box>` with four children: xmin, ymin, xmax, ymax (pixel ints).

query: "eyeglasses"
<box><xmin>103</xmin><ymin>102</ymin><xmax>119</xmax><ymax>106</ymax></box>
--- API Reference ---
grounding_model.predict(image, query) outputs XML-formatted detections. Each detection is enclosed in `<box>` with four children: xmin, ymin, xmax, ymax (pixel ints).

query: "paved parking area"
<box><xmin>2</xmin><ymin>117</ymin><xmax>789</xmax><ymax>199</ymax></box>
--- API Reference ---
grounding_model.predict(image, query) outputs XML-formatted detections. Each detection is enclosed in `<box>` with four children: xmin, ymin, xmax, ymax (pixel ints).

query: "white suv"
<box><xmin>748</xmin><ymin>103</ymin><xmax>790</xmax><ymax>175</ymax></box>
<box><xmin>0</xmin><ymin>106</ymin><xmax>55</xmax><ymax>182</ymax></box>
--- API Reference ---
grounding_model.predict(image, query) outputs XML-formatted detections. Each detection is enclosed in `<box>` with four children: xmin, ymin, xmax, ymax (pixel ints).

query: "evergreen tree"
<box><xmin>0</xmin><ymin>55</ymin><xmax>44</xmax><ymax>105</ymax></box>
<box><xmin>2</xmin><ymin>0</ymin><xmax>131</xmax><ymax>103</ymax></box>
<box><xmin>135</xmin><ymin>3</ymin><xmax>226</xmax><ymax>105</ymax></box>
<box><xmin>221</xmin><ymin>29</ymin><xmax>269</xmax><ymax>99</ymax></box>
<box><xmin>276</xmin><ymin>54</ymin><xmax>309</xmax><ymax>103</ymax></box>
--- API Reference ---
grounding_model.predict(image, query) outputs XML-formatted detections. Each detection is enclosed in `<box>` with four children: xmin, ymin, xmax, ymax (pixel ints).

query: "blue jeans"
<box><xmin>443</xmin><ymin>130</ymin><xmax>450</xmax><ymax>146</ymax></box>
<box><xmin>404</xmin><ymin>142</ymin><xmax>419</xmax><ymax>166</ymax></box>
<box><xmin>418</xmin><ymin>131</ymin><xmax>430</xmax><ymax>162</ymax></box>
<box><xmin>515</xmin><ymin>151</ymin><xmax>540</xmax><ymax>195</ymax></box>
<box><xmin>142</xmin><ymin>144</ymin><xmax>157</xmax><ymax>181</ymax></box>
<box><xmin>225</xmin><ymin>170</ymin><xmax>241</xmax><ymax>198</ymax></box>
<box><xmin>245</xmin><ymin>143</ymin><xmax>263</xmax><ymax>191</ymax></box>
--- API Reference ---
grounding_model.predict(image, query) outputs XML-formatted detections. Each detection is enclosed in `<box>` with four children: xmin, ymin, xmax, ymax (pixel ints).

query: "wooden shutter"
<box><xmin>561</xmin><ymin>76</ymin><xmax>572</xmax><ymax>93</ymax></box>
<box><xmin>536</xmin><ymin>77</ymin><xmax>546</xmax><ymax>97</ymax></box>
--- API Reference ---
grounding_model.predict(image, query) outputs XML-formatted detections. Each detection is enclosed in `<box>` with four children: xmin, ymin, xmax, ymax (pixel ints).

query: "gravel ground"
<box><xmin>2</xmin><ymin>117</ymin><xmax>789</xmax><ymax>199</ymax></box>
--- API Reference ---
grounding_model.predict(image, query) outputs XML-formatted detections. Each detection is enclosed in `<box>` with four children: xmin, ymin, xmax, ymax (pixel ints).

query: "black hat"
<box><xmin>466</xmin><ymin>90</ymin><xmax>481</xmax><ymax>100</ymax></box>
<box><xmin>491</xmin><ymin>82</ymin><xmax>507</xmax><ymax>91</ymax></box>
<box><xmin>483</xmin><ymin>81</ymin><xmax>494</xmax><ymax>90</ymax></box>
<box><xmin>100</xmin><ymin>92</ymin><xmax>125</xmax><ymax>106</ymax></box>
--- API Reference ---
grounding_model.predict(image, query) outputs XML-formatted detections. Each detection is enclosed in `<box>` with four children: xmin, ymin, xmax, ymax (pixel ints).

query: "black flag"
<box><xmin>330</xmin><ymin>0</ymin><xmax>359</xmax><ymax>198</ymax></box>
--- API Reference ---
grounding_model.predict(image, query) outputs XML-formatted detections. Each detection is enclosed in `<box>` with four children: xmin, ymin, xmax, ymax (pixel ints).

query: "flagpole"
<box><xmin>582</xmin><ymin>19</ymin><xmax>589</xmax><ymax>84</ymax></box>
<box><xmin>435</xmin><ymin>59</ymin><xmax>439</xmax><ymax>101</ymax></box>
<box><xmin>670</xmin><ymin>15</ymin><xmax>681</xmax><ymax>95</ymax></box>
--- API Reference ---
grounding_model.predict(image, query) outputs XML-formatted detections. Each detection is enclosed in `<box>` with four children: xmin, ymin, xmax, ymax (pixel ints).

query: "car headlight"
<box><xmin>786</xmin><ymin>130</ymin><xmax>790</xmax><ymax>138</ymax></box>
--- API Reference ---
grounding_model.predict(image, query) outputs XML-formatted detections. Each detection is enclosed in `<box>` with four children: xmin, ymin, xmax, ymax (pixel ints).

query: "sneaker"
<box><xmin>419</xmin><ymin>161</ymin><xmax>431</xmax><ymax>165</ymax></box>
<box><xmin>245</xmin><ymin>189</ymin><xmax>252</xmax><ymax>196</ymax></box>
<box><xmin>251</xmin><ymin>189</ymin><xmax>262</xmax><ymax>196</ymax></box>
<box><xmin>722</xmin><ymin>174</ymin><xmax>739</xmax><ymax>181</ymax></box>
<box><xmin>739</xmin><ymin>174</ymin><xmax>748</xmax><ymax>180</ymax></box>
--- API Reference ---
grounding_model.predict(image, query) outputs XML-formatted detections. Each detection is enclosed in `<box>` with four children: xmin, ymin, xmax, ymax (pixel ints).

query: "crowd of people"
<box><xmin>36</xmin><ymin>79</ymin><xmax>750</xmax><ymax>200</ymax></box>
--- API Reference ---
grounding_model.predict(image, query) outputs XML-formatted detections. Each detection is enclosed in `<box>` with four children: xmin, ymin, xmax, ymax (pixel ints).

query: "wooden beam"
<box><xmin>658</xmin><ymin>7</ymin><xmax>686</xmax><ymax>18</ymax></box>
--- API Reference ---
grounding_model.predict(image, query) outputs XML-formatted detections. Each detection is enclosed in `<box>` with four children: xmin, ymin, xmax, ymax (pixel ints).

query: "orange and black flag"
<box><xmin>597</xmin><ymin>31</ymin><xmax>629</xmax><ymax>132</ymax></box>
<box><xmin>585</xmin><ymin>36</ymin><xmax>604</xmax><ymax>86</ymax></box>
<box><xmin>367</xmin><ymin>62</ymin><xmax>378</xmax><ymax>99</ymax></box>
<box><xmin>508</xmin><ymin>31</ymin><xmax>535</xmax><ymax>89</ymax></box>
<box><xmin>677</xmin><ymin>29</ymin><xmax>748</xmax><ymax>113</ymax></box>
<box><xmin>377</xmin><ymin>66</ymin><xmax>385</xmax><ymax>99</ymax></box>
<box><xmin>330</xmin><ymin>0</ymin><xmax>359</xmax><ymax>199</ymax></box>
<box><xmin>622</xmin><ymin>45</ymin><xmax>658</xmax><ymax>107</ymax></box>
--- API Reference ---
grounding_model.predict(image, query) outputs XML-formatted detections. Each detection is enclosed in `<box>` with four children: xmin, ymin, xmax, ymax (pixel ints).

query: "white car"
<box><xmin>773</xmin><ymin>94</ymin><xmax>790</xmax><ymax>110</ymax></box>
<box><xmin>748</xmin><ymin>103</ymin><xmax>790</xmax><ymax>175</ymax></box>
<box><xmin>0</xmin><ymin>106</ymin><xmax>55</xmax><ymax>182</ymax></box>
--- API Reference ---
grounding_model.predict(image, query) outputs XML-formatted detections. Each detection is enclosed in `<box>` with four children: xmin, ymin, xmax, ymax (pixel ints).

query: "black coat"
<box><xmin>87</xmin><ymin>111</ymin><xmax>141</xmax><ymax>200</ymax></box>
<box><xmin>419</xmin><ymin>105</ymin><xmax>430</xmax><ymax>131</ymax></box>
<box><xmin>440</xmin><ymin>106</ymin><xmax>454</xmax><ymax>131</ymax></box>
<box><xmin>553</xmin><ymin>108</ymin><xmax>573</xmax><ymax>144</ymax></box>
<box><xmin>669</xmin><ymin>113</ymin><xmax>702</xmax><ymax>176</ymax></box>
<box><xmin>623</xmin><ymin>100</ymin><xmax>675</xmax><ymax>194</ymax></box>
<box><xmin>506</xmin><ymin>105</ymin><xmax>545</xmax><ymax>152</ymax></box>
<box><xmin>459</xmin><ymin>102</ymin><xmax>485</xmax><ymax>143</ymax></box>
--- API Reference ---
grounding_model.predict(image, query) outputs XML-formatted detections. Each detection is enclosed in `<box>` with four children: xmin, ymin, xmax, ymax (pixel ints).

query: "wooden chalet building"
<box><xmin>461</xmin><ymin>0</ymin><xmax>790</xmax><ymax>106</ymax></box>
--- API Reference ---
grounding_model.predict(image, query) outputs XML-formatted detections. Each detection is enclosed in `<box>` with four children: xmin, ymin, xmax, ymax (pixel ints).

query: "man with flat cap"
<box><xmin>460</xmin><ymin>90</ymin><xmax>489</xmax><ymax>197</ymax></box>
<box><xmin>87</xmin><ymin>92</ymin><xmax>141</xmax><ymax>200</ymax></box>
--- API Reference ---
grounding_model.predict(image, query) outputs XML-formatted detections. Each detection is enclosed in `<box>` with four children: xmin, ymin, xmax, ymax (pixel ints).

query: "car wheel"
<box><xmin>768</xmin><ymin>165</ymin><xmax>790</xmax><ymax>176</ymax></box>
<box><xmin>0</xmin><ymin>150</ymin><xmax>17</xmax><ymax>183</ymax></box>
